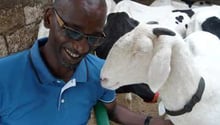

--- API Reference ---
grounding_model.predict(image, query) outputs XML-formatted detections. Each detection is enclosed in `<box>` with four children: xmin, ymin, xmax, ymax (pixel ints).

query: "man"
<box><xmin>0</xmin><ymin>0</ymin><xmax>172</xmax><ymax>125</ymax></box>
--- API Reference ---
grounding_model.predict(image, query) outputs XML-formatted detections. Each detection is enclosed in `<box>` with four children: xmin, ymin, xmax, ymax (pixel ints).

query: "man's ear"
<box><xmin>44</xmin><ymin>8</ymin><xmax>53</xmax><ymax>29</ymax></box>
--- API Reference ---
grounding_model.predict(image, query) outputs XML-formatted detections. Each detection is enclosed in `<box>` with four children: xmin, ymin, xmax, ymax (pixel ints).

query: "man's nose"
<box><xmin>72</xmin><ymin>37</ymin><xmax>89</xmax><ymax>53</ymax></box>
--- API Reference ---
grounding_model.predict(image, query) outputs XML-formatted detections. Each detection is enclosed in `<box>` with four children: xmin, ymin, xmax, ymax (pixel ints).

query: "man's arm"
<box><xmin>104</xmin><ymin>100</ymin><xmax>173</xmax><ymax>125</ymax></box>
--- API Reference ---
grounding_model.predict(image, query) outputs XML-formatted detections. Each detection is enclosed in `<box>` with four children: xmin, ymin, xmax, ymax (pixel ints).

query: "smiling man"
<box><xmin>0</xmin><ymin>0</ymin><xmax>173</xmax><ymax>125</ymax></box>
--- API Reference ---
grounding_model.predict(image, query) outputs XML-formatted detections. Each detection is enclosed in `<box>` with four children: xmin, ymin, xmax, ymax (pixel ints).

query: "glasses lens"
<box><xmin>88</xmin><ymin>36</ymin><xmax>104</xmax><ymax>47</ymax></box>
<box><xmin>64</xmin><ymin>27</ymin><xmax>83</xmax><ymax>40</ymax></box>
<box><xmin>88</xmin><ymin>36</ymin><xmax>98</xmax><ymax>43</ymax></box>
<box><xmin>63</xmin><ymin>24</ymin><xmax>105</xmax><ymax>47</ymax></box>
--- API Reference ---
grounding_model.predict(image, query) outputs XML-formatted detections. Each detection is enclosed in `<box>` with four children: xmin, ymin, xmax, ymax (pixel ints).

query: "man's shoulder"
<box><xmin>0</xmin><ymin>50</ymin><xmax>30</xmax><ymax>86</ymax></box>
<box><xmin>85</xmin><ymin>54</ymin><xmax>105</xmax><ymax>67</ymax></box>
<box><xmin>83</xmin><ymin>54</ymin><xmax>105</xmax><ymax>79</ymax></box>
<box><xmin>0</xmin><ymin>50</ymin><xmax>29</xmax><ymax>69</ymax></box>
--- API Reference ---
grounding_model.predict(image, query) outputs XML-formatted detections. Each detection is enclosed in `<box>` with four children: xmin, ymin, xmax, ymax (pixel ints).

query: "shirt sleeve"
<box><xmin>99</xmin><ymin>88</ymin><xmax>116</xmax><ymax>103</ymax></box>
<box><xmin>0</xmin><ymin>87</ymin><xmax>3</xmax><ymax>115</ymax></box>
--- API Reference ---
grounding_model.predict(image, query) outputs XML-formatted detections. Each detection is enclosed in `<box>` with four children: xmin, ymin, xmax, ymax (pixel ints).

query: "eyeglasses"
<box><xmin>53</xmin><ymin>8</ymin><xmax>106</xmax><ymax>47</ymax></box>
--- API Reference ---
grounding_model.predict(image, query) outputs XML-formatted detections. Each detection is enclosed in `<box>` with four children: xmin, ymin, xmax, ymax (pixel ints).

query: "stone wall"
<box><xmin>0</xmin><ymin>0</ymin><xmax>52</xmax><ymax>57</ymax></box>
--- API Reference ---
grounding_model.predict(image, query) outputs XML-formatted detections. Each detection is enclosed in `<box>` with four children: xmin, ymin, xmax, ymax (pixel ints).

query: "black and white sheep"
<box><xmin>186</xmin><ymin>5</ymin><xmax>220</xmax><ymax>39</ymax></box>
<box><xmin>95</xmin><ymin>12</ymin><xmax>158</xmax><ymax>103</ymax></box>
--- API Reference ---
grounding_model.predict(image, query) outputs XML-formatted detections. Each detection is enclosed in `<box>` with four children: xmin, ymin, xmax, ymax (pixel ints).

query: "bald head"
<box><xmin>52</xmin><ymin>0</ymin><xmax>107</xmax><ymax>28</ymax></box>
<box><xmin>53</xmin><ymin>0</ymin><xmax>107</xmax><ymax>12</ymax></box>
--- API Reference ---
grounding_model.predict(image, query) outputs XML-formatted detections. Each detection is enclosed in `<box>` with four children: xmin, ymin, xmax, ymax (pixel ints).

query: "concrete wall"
<box><xmin>0</xmin><ymin>0</ymin><xmax>51</xmax><ymax>57</ymax></box>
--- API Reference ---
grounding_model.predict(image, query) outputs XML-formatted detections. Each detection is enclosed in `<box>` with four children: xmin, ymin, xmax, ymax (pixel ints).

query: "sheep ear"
<box><xmin>147</xmin><ymin>46</ymin><xmax>171</xmax><ymax>92</ymax></box>
<box><xmin>153</xmin><ymin>28</ymin><xmax>176</xmax><ymax>37</ymax></box>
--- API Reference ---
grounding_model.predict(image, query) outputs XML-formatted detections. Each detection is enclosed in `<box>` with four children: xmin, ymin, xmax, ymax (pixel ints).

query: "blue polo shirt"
<box><xmin>0</xmin><ymin>38</ymin><xmax>116</xmax><ymax>125</ymax></box>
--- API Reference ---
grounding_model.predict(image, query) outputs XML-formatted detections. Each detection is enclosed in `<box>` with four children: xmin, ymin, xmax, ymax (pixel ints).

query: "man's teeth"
<box><xmin>65</xmin><ymin>48</ymin><xmax>79</xmax><ymax>58</ymax></box>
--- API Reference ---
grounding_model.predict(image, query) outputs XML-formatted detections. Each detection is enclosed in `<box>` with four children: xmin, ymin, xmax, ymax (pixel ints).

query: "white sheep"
<box><xmin>113</xmin><ymin>0</ymin><xmax>175</xmax><ymax>23</ymax></box>
<box><xmin>37</xmin><ymin>20</ymin><xmax>49</xmax><ymax>39</ymax></box>
<box><xmin>101</xmin><ymin>23</ymin><xmax>220</xmax><ymax>125</ymax></box>
<box><xmin>150</xmin><ymin>0</ymin><xmax>212</xmax><ymax>8</ymax></box>
<box><xmin>113</xmin><ymin>0</ymin><xmax>193</xmax><ymax>38</ymax></box>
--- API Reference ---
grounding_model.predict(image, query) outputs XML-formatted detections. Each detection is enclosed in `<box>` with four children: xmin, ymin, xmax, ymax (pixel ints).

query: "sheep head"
<box><xmin>101</xmin><ymin>23</ymin><xmax>183</xmax><ymax>92</ymax></box>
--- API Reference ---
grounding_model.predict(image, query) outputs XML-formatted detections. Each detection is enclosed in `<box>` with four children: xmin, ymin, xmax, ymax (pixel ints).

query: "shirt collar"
<box><xmin>30</xmin><ymin>38</ymin><xmax>88</xmax><ymax>85</ymax></box>
<box><xmin>73</xmin><ymin>58</ymin><xmax>87</xmax><ymax>83</ymax></box>
<box><xmin>30</xmin><ymin>38</ymin><xmax>56</xmax><ymax>85</ymax></box>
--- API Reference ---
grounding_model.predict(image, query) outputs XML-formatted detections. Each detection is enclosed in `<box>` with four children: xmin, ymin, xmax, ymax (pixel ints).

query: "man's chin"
<box><xmin>61</xmin><ymin>61</ymin><xmax>80</xmax><ymax>70</ymax></box>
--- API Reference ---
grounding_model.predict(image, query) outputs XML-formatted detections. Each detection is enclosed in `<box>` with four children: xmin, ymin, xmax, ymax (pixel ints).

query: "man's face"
<box><xmin>46</xmin><ymin>0</ymin><xmax>106</xmax><ymax>69</ymax></box>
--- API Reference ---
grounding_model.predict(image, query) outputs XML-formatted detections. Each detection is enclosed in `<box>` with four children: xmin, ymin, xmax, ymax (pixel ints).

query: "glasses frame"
<box><xmin>53</xmin><ymin>8</ymin><xmax>106</xmax><ymax>47</ymax></box>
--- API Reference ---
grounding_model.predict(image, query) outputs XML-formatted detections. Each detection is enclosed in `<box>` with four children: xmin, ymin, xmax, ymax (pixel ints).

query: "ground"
<box><xmin>88</xmin><ymin>93</ymin><xmax>159</xmax><ymax>125</ymax></box>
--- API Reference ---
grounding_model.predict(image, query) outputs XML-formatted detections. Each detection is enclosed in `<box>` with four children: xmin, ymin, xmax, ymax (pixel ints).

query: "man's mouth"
<box><xmin>64</xmin><ymin>48</ymin><xmax>80</xmax><ymax>58</ymax></box>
